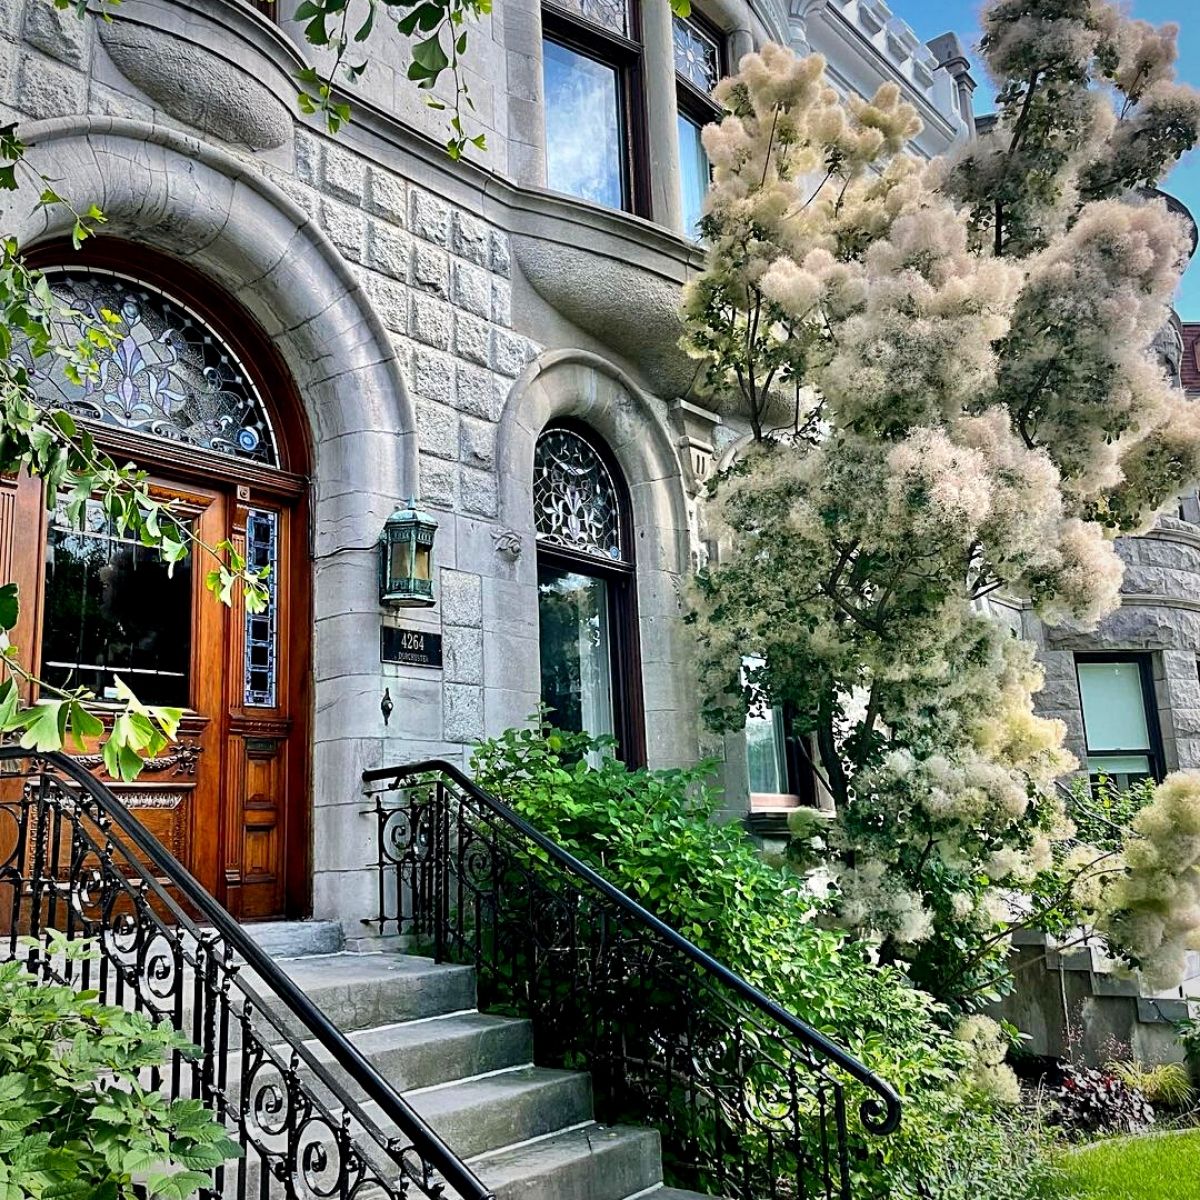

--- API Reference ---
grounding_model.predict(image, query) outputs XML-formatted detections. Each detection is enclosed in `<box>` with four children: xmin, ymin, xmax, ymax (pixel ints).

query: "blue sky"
<box><xmin>902</xmin><ymin>0</ymin><xmax>1200</xmax><ymax>319</ymax></box>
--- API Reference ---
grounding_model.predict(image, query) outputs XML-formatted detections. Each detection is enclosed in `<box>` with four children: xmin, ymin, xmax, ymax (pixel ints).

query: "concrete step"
<box><xmin>235</xmin><ymin>920</ymin><xmax>345</xmax><ymax>960</ymax></box>
<box><xmin>386</xmin><ymin>1065</ymin><xmax>595</xmax><ymax>1160</ymax></box>
<box><xmin>227</xmin><ymin>1012</ymin><xmax>534</xmax><ymax>1108</ymax></box>
<box><xmin>465</xmin><ymin>1124</ymin><xmax>664</xmax><ymax>1200</ymax></box>
<box><xmin>236</xmin><ymin>1065</ymin><xmax>596</xmax><ymax>1196</ymax></box>
<box><xmin>227</xmin><ymin>953</ymin><xmax>477</xmax><ymax>1043</ymax></box>
<box><xmin>648</xmin><ymin>1189</ymin><xmax>725</xmax><ymax>1199</ymax></box>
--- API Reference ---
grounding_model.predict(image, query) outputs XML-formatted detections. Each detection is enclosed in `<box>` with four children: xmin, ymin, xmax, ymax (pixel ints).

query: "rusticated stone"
<box><xmin>99</xmin><ymin>24</ymin><xmax>290</xmax><ymax>149</ymax></box>
<box><xmin>24</xmin><ymin>1</ymin><xmax>88</xmax><ymax>68</ymax></box>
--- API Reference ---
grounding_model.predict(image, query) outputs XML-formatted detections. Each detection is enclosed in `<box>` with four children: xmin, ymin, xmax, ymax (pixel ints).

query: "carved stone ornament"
<box><xmin>491</xmin><ymin>528</ymin><xmax>523</xmax><ymax>562</ymax></box>
<box><xmin>99</xmin><ymin>24</ymin><xmax>291</xmax><ymax>150</ymax></box>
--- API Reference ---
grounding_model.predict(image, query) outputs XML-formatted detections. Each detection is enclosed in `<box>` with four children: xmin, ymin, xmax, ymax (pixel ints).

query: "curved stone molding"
<box><xmin>5</xmin><ymin>116</ymin><xmax>419</xmax><ymax>556</ymax></box>
<box><xmin>513</xmin><ymin>237</ymin><xmax>696</xmax><ymax>398</ymax></box>
<box><xmin>495</xmin><ymin>349</ymin><xmax>697</xmax><ymax>767</ymax></box>
<box><xmin>99</xmin><ymin>24</ymin><xmax>291</xmax><ymax>149</ymax></box>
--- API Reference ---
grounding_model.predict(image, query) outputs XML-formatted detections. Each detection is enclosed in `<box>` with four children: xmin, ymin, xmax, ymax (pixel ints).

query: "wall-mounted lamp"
<box><xmin>379</xmin><ymin>498</ymin><xmax>437</xmax><ymax>608</ymax></box>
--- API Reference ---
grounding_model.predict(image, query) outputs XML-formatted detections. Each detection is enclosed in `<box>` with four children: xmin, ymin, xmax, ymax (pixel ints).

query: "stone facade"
<box><xmin>0</xmin><ymin>0</ymin><xmax>971</xmax><ymax>925</ymax></box>
<box><xmin>1023</xmin><ymin>307</ymin><xmax>1200</xmax><ymax>780</ymax></box>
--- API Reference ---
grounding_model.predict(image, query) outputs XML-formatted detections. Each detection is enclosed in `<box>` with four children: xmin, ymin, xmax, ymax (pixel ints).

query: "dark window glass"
<box><xmin>538</xmin><ymin>563</ymin><xmax>615</xmax><ymax>738</ymax></box>
<box><xmin>543</xmin><ymin>38</ymin><xmax>626</xmax><ymax>211</ymax></box>
<box><xmin>677</xmin><ymin>112</ymin><xmax>709</xmax><ymax>238</ymax></box>
<box><xmin>41</xmin><ymin>499</ymin><xmax>192</xmax><ymax>707</ymax></box>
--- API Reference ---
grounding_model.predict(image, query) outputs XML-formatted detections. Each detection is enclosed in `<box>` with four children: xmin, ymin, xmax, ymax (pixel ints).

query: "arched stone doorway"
<box><xmin>6</xmin><ymin>239</ymin><xmax>313</xmax><ymax>919</ymax></box>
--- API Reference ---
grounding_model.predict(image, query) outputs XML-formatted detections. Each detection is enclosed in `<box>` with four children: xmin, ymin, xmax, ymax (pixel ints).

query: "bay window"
<box><xmin>672</xmin><ymin>10</ymin><xmax>722</xmax><ymax>238</ymax></box>
<box><xmin>542</xmin><ymin>0</ymin><xmax>647</xmax><ymax>215</ymax></box>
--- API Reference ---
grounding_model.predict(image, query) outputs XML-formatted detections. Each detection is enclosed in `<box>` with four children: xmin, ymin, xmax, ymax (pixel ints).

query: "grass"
<box><xmin>1055</xmin><ymin>1128</ymin><xmax>1200</xmax><ymax>1199</ymax></box>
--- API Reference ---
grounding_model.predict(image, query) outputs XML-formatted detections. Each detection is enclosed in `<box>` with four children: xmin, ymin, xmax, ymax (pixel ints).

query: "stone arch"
<box><xmin>3</xmin><ymin>117</ymin><xmax>422</xmax><ymax>917</ymax></box>
<box><xmin>496</xmin><ymin>348</ymin><xmax>699</xmax><ymax>767</ymax></box>
<box><xmin>4</xmin><ymin>116</ymin><xmax>419</xmax><ymax>566</ymax></box>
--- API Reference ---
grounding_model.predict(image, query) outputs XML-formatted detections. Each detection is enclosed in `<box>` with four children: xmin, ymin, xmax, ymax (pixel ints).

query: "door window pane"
<box><xmin>244</xmin><ymin>508</ymin><xmax>278</xmax><ymax>708</ymax></box>
<box><xmin>41</xmin><ymin>499</ymin><xmax>193</xmax><ymax>707</ymax></box>
<box><xmin>543</xmin><ymin>38</ymin><xmax>626</xmax><ymax>211</ymax></box>
<box><xmin>678</xmin><ymin>112</ymin><xmax>709</xmax><ymax>239</ymax></box>
<box><xmin>538</xmin><ymin>563</ymin><xmax>614</xmax><ymax>738</ymax></box>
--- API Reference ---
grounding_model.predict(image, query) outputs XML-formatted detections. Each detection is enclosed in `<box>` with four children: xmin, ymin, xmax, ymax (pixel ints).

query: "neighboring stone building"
<box><xmin>1023</xmin><ymin>202</ymin><xmax>1199</xmax><ymax>800</ymax></box>
<box><xmin>0</xmin><ymin>0</ymin><xmax>973</xmax><ymax>928</ymax></box>
<box><xmin>996</xmin><ymin>222</ymin><xmax>1200</xmax><ymax>1071</ymax></box>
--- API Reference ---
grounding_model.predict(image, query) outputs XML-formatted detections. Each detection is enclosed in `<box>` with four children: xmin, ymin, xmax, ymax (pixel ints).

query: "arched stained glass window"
<box><xmin>14</xmin><ymin>268</ymin><xmax>278</xmax><ymax>466</ymax></box>
<box><xmin>534</xmin><ymin>423</ymin><xmax>644</xmax><ymax>763</ymax></box>
<box><xmin>533</xmin><ymin>426</ymin><xmax>627</xmax><ymax>563</ymax></box>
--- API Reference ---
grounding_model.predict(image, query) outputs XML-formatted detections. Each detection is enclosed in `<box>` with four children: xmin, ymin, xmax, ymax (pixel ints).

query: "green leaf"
<box><xmin>145</xmin><ymin>1171</ymin><xmax>214</xmax><ymax>1200</ymax></box>
<box><xmin>409</xmin><ymin>31</ymin><xmax>449</xmax><ymax>77</ymax></box>
<box><xmin>17</xmin><ymin>701</ymin><xmax>69</xmax><ymax>753</ymax></box>
<box><xmin>0</xmin><ymin>583</ymin><xmax>18</xmax><ymax>632</ymax></box>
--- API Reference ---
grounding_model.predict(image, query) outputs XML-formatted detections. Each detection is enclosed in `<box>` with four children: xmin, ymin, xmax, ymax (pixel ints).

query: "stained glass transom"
<box><xmin>534</xmin><ymin>428</ymin><xmax>626</xmax><ymax>563</ymax></box>
<box><xmin>673</xmin><ymin>14</ymin><xmax>720</xmax><ymax>92</ymax></box>
<box><xmin>244</xmin><ymin>509</ymin><xmax>279</xmax><ymax>708</ymax></box>
<box><xmin>15</xmin><ymin>269</ymin><xmax>278</xmax><ymax>466</ymax></box>
<box><xmin>553</xmin><ymin>0</ymin><xmax>631</xmax><ymax>38</ymax></box>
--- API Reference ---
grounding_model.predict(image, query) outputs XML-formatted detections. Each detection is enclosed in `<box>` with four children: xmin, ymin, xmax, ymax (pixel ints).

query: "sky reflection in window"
<box><xmin>543</xmin><ymin>39</ymin><xmax>625</xmax><ymax>211</ymax></box>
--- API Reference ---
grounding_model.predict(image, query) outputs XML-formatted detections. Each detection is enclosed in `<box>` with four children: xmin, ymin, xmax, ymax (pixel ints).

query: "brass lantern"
<box><xmin>379</xmin><ymin>498</ymin><xmax>437</xmax><ymax>607</ymax></box>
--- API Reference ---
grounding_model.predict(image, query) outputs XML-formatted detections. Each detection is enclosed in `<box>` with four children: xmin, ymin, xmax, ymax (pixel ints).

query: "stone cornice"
<box><xmin>96</xmin><ymin>0</ymin><xmax>706</xmax><ymax>290</ymax></box>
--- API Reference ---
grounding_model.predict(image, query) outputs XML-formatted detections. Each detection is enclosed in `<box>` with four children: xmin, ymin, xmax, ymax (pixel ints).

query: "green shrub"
<box><xmin>1106</xmin><ymin>1061</ymin><xmax>1194</xmax><ymax>1110</ymax></box>
<box><xmin>1067</xmin><ymin>776</ymin><xmax>1157</xmax><ymax>853</ymax></box>
<box><xmin>472</xmin><ymin>722</ymin><xmax>1056</xmax><ymax>1199</ymax></box>
<box><xmin>0</xmin><ymin>934</ymin><xmax>240</xmax><ymax>1200</ymax></box>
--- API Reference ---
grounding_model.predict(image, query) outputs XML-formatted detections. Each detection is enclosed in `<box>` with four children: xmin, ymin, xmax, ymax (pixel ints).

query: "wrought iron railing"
<box><xmin>0</xmin><ymin>748</ymin><xmax>493</xmax><ymax>1200</ymax></box>
<box><xmin>363</xmin><ymin>759</ymin><xmax>902</xmax><ymax>1200</ymax></box>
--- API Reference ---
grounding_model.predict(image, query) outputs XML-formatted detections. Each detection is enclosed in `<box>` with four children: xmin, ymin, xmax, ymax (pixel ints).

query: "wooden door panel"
<box><xmin>1</xmin><ymin>460</ymin><xmax>307</xmax><ymax>923</ymax></box>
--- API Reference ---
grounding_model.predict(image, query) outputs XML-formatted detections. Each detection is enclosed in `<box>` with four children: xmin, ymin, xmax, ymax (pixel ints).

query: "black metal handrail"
<box><xmin>0</xmin><ymin>747</ymin><xmax>493</xmax><ymax>1200</ymax></box>
<box><xmin>364</xmin><ymin>758</ymin><xmax>902</xmax><ymax>1200</ymax></box>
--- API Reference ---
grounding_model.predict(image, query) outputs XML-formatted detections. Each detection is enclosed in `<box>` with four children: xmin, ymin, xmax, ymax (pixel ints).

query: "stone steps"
<box><xmin>192</xmin><ymin>936</ymin><xmax>723</xmax><ymax>1200</ymax></box>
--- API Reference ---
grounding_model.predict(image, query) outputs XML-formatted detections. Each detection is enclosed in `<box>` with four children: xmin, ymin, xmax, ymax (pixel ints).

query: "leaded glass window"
<box><xmin>534</xmin><ymin>427</ymin><xmax>626</xmax><ymax>563</ymax></box>
<box><xmin>552</xmin><ymin>0</ymin><xmax>630</xmax><ymax>37</ymax></box>
<box><xmin>673</xmin><ymin>13</ymin><xmax>720</xmax><ymax>93</ymax></box>
<box><xmin>15</xmin><ymin>268</ymin><xmax>278</xmax><ymax>466</ymax></box>
<box><xmin>244</xmin><ymin>509</ymin><xmax>279</xmax><ymax>707</ymax></box>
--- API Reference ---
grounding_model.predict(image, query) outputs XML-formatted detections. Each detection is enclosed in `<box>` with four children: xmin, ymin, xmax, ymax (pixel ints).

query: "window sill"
<box><xmin>749</xmin><ymin>792</ymin><xmax>802</xmax><ymax>810</ymax></box>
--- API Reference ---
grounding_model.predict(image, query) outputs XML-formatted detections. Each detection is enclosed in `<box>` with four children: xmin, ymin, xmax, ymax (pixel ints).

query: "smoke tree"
<box><xmin>684</xmin><ymin>0</ymin><xmax>1200</xmax><ymax>1007</ymax></box>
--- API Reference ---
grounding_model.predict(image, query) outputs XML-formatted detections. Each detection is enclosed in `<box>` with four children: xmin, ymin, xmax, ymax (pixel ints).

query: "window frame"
<box><xmin>673</xmin><ymin>6</ymin><xmax>724</xmax><ymax>122</ymax></box>
<box><xmin>747</xmin><ymin>701</ymin><xmax>817</xmax><ymax>811</ymax></box>
<box><xmin>541</xmin><ymin>0</ymin><xmax>651</xmax><ymax>218</ymax></box>
<box><xmin>672</xmin><ymin>8</ymin><xmax>724</xmax><ymax>238</ymax></box>
<box><xmin>534</xmin><ymin>419</ymin><xmax>647</xmax><ymax>765</ymax></box>
<box><xmin>1075</xmin><ymin>652</ymin><xmax>1166</xmax><ymax>784</ymax></box>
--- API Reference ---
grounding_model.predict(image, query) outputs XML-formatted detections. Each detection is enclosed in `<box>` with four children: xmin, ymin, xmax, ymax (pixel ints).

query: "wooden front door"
<box><xmin>2</xmin><ymin>463</ymin><xmax>309</xmax><ymax>920</ymax></box>
<box><xmin>3</xmin><ymin>245</ymin><xmax>315</xmax><ymax>920</ymax></box>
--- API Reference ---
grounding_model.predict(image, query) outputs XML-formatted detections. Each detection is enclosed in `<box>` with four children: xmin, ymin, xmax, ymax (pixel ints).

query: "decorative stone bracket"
<box><xmin>668</xmin><ymin>398</ymin><xmax>722</xmax><ymax>497</ymax></box>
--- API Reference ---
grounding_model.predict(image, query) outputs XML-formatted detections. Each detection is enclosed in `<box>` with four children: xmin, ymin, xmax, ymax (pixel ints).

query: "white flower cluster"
<box><xmin>684</xmin><ymin>0</ymin><xmax>1200</xmax><ymax>1021</ymax></box>
<box><xmin>1101</xmin><ymin>772</ymin><xmax>1200</xmax><ymax>989</ymax></box>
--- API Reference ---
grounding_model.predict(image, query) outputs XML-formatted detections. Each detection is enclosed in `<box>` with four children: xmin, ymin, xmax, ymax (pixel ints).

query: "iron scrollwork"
<box><xmin>364</xmin><ymin>761</ymin><xmax>902</xmax><ymax>1200</ymax></box>
<box><xmin>0</xmin><ymin>748</ymin><xmax>493</xmax><ymax>1200</ymax></box>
